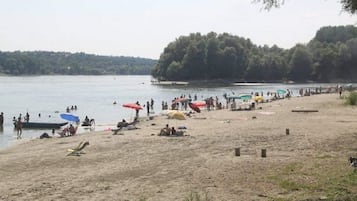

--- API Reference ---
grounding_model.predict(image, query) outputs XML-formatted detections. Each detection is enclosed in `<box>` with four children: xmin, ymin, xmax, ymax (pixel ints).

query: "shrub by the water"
<box><xmin>346</xmin><ymin>92</ymin><xmax>357</xmax><ymax>105</ymax></box>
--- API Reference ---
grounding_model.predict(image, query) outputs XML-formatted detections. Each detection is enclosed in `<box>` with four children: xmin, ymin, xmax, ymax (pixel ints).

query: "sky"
<box><xmin>0</xmin><ymin>0</ymin><xmax>356</xmax><ymax>59</ymax></box>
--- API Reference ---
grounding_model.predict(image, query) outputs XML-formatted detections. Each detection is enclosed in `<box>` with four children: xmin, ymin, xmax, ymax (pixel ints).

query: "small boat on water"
<box><xmin>232</xmin><ymin>82</ymin><xmax>266</xmax><ymax>86</ymax></box>
<box><xmin>81</xmin><ymin>119</ymin><xmax>95</xmax><ymax>127</ymax></box>
<box><xmin>14</xmin><ymin>121</ymin><xmax>68</xmax><ymax>129</ymax></box>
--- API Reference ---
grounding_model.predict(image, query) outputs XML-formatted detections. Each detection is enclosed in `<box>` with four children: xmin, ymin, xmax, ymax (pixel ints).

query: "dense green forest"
<box><xmin>152</xmin><ymin>25</ymin><xmax>357</xmax><ymax>82</ymax></box>
<box><xmin>0</xmin><ymin>51</ymin><xmax>156</xmax><ymax>75</ymax></box>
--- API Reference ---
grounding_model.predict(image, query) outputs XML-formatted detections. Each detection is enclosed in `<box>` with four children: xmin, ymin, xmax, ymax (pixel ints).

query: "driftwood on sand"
<box><xmin>291</xmin><ymin>109</ymin><xmax>319</xmax><ymax>112</ymax></box>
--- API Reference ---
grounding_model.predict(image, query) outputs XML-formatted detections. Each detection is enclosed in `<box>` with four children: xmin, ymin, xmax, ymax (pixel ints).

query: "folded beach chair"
<box><xmin>67</xmin><ymin>141</ymin><xmax>89</xmax><ymax>156</ymax></box>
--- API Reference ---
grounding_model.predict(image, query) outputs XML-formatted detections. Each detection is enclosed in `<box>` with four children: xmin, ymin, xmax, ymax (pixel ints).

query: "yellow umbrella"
<box><xmin>167</xmin><ymin>111</ymin><xmax>186</xmax><ymax>120</ymax></box>
<box><xmin>254</xmin><ymin>96</ymin><xmax>264</xmax><ymax>102</ymax></box>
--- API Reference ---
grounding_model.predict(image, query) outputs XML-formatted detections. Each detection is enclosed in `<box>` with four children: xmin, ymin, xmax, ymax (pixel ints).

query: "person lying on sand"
<box><xmin>117</xmin><ymin>119</ymin><xmax>129</xmax><ymax>128</ymax></box>
<box><xmin>117</xmin><ymin>118</ymin><xmax>139</xmax><ymax>130</ymax></box>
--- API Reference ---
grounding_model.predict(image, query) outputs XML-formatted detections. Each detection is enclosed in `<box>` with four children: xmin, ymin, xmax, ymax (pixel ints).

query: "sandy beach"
<box><xmin>0</xmin><ymin>93</ymin><xmax>356</xmax><ymax>201</ymax></box>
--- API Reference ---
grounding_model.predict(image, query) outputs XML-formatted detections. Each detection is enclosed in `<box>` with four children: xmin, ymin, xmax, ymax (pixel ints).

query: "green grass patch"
<box><xmin>267</xmin><ymin>158</ymin><xmax>357</xmax><ymax>200</ymax></box>
<box><xmin>184</xmin><ymin>191</ymin><xmax>212</xmax><ymax>201</ymax></box>
<box><xmin>345</xmin><ymin>92</ymin><xmax>357</xmax><ymax>105</ymax></box>
<box><xmin>315</xmin><ymin>154</ymin><xmax>333</xmax><ymax>159</ymax></box>
<box><xmin>340</xmin><ymin>172</ymin><xmax>357</xmax><ymax>186</ymax></box>
<box><xmin>278</xmin><ymin>180</ymin><xmax>306</xmax><ymax>191</ymax></box>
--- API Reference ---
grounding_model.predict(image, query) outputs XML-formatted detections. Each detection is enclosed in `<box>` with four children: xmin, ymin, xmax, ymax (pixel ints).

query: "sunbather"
<box><xmin>117</xmin><ymin>119</ymin><xmax>138</xmax><ymax>129</ymax></box>
<box><xmin>69</xmin><ymin>124</ymin><xmax>77</xmax><ymax>136</ymax></box>
<box><xmin>58</xmin><ymin>127</ymin><xmax>69</xmax><ymax>137</ymax></box>
<box><xmin>159</xmin><ymin>124</ymin><xmax>171</xmax><ymax>136</ymax></box>
<box><xmin>117</xmin><ymin>119</ymin><xmax>129</xmax><ymax>128</ymax></box>
<box><xmin>58</xmin><ymin>124</ymin><xmax>77</xmax><ymax>137</ymax></box>
<box><xmin>112</xmin><ymin>119</ymin><xmax>139</xmax><ymax>134</ymax></box>
<box><xmin>171</xmin><ymin>127</ymin><xmax>176</xmax><ymax>135</ymax></box>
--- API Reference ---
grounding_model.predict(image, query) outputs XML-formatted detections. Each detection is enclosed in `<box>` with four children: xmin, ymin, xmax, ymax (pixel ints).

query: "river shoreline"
<box><xmin>1</xmin><ymin>92</ymin><xmax>356</xmax><ymax>200</ymax></box>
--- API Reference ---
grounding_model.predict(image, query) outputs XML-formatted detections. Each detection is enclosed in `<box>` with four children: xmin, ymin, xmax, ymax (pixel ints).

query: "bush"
<box><xmin>346</xmin><ymin>92</ymin><xmax>357</xmax><ymax>105</ymax></box>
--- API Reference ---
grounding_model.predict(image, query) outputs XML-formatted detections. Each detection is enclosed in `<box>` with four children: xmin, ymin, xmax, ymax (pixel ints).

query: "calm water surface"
<box><xmin>0</xmin><ymin>75</ymin><xmax>340</xmax><ymax>149</ymax></box>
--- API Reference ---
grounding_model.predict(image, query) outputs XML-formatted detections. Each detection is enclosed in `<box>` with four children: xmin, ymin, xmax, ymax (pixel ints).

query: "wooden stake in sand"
<box><xmin>261</xmin><ymin>149</ymin><xmax>267</xmax><ymax>158</ymax></box>
<box><xmin>235</xmin><ymin>148</ymin><xmax>240</xmax><ymax>156</ymax></box>
<box><xmin>286</xmin><ymin>128</ymin><xmax>290</xmax><ymax>135</ymax></box>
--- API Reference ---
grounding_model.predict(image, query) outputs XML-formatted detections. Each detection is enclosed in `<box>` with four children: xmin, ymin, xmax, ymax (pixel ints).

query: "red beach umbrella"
<box><xmin>122</xmin><ymin>103</ymin><xmax>143</xmax><ymax>110</ymax></box>
<box><xmin>191</xmin><ymin>101</ymin><xmax>206</xmax><ymax>107</ymax></box>
<box><xmin>189</xmin><ymin>102</ymin><xmax>201</xmax><ymax>113</ymax></box>
<box><xmin>172</xmin><ymin>97</ymin><xmax>190</xmax><ymax>104</ymax></box>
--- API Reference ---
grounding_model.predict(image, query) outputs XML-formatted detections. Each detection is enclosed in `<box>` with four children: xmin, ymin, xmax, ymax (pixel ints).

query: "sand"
<box><xmin>0</xmin><ymin>93</ymin><xmax>356</xmax><ymax>201</ymax></box>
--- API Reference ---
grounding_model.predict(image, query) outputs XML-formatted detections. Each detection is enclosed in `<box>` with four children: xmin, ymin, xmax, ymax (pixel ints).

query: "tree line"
<box><xmin>255</xmin><ymin>0</ymin><xmax>357</xmax><ymax>14</ymax></box>
<box><xmin>0</xmin><ymin>51</ymin><xmax>156</xmax><ymax>75</ymax></box>
<box><xmin>151</xmin><ymin>25</ymin><xmax>357</xmax><ymax>82</ymax></box>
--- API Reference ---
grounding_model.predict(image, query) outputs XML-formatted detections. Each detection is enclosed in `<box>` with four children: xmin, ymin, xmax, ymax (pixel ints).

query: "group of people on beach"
<box><xmin>58</xmin><ymin>124</ymin><xmax>77</xmax><ymax>137</ymax></box>
<box><xmin>0</xmin><ymin>85</ymin><xmax>349</xmax><ymax>141</ymax></box>
<box><xmin>11</xmin><ymin>112</ymin><xmax>31</xmax><ymax>138</ymax></box>
<box><xmin>1</xmin><ymin>109</ymin><xmax>81</xmax><ymax>139</ymax></box>
<box><xmin>145</xmin><ymin>99</ymin><xmax>154</xmax><ymax>116</ymax></box>
<box><xmin>162</xmin><ymin>86</ymin><xmax>346</xmax><ymax>114</ymax></box>
<box><xmin>159</xmin><ymin>124</ymin><xmax>177</xmax><ymax>136</ymax></box>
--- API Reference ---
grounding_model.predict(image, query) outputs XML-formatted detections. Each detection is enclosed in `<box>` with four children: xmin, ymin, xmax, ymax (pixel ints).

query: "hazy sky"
<box><xmin>0</xmin><ymin>0</ymin><xmax>356</xmax><ymax>59</ymax></box>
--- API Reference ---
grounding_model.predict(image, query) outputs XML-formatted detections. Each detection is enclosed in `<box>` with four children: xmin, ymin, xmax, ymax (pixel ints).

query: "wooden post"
<box><xmin>261</xmin><ymin>149</ymin><xmax>267</xmax><ymax>158</ymax></box>
<box><xmin>235</xmin><ymin>148</ymin><xmax>240</xmax><ymax>156</ymax></box>
<box><xmin>286</xmin><ymin>128</ymin><xmax>290</xmax><ymax>135</ymax></box>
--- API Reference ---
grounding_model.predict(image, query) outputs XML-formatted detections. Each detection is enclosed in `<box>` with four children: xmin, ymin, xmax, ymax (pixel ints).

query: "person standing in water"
<box><xmin>16</xmin><ymin>117</ymin><xmax>23</xmax><ymax>138</ymax></box>
<box><xmin>150</xmin><ymin>98</ymin><xmax>154</xmax><ymax>110</ymax></box>
<box><xmin>0</xmin><ymin>112</ymin><xmax>4</xmax><ymax>126</ymax></box>
<box><xmin>146</xmin><ymin>101</ymin><xmax>150</xmax><ymax>116</ymax></box>
<box><xmin>25</xmin><ymin>112</ymin><xmax>30</xmax><ymax>122</ymax></box>
<box><xmin>135</xmin><ymin>101</ymin><xmax>140</xmax><ymax>119</ymax></box>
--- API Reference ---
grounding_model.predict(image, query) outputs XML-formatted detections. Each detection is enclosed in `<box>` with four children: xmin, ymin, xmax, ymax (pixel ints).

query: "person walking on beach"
<box><xmin>146</xmin><ymin>101</ymin><xmax>150</xmax><ymax>116</ymax></box>
<box><xmin>338</xmin><ymin>85</ymin><xmax>343</xmax><ymax>98</ymax></box>
<box><xmin>150</xmin><ymin>98</ymin><xmax>154</xmax><ymax>110</ymax></box>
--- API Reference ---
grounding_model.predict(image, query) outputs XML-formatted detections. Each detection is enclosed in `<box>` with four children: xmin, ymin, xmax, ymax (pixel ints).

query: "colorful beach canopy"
<box><xmin>277</xmin><ymin>89</ymin><xmax>286</xmax><ymax>94</ymax></box>
<box><xmin>238</xmin><ymin>94</ymin><xmax>252</xmax><ymax>100</ymax></box>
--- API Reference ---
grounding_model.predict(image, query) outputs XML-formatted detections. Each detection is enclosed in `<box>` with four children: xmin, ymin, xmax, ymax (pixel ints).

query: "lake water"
<box><xmin>0</xmin><ymin>75</ymin><xmax>341</xmax><ymax>149</ymax></box>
